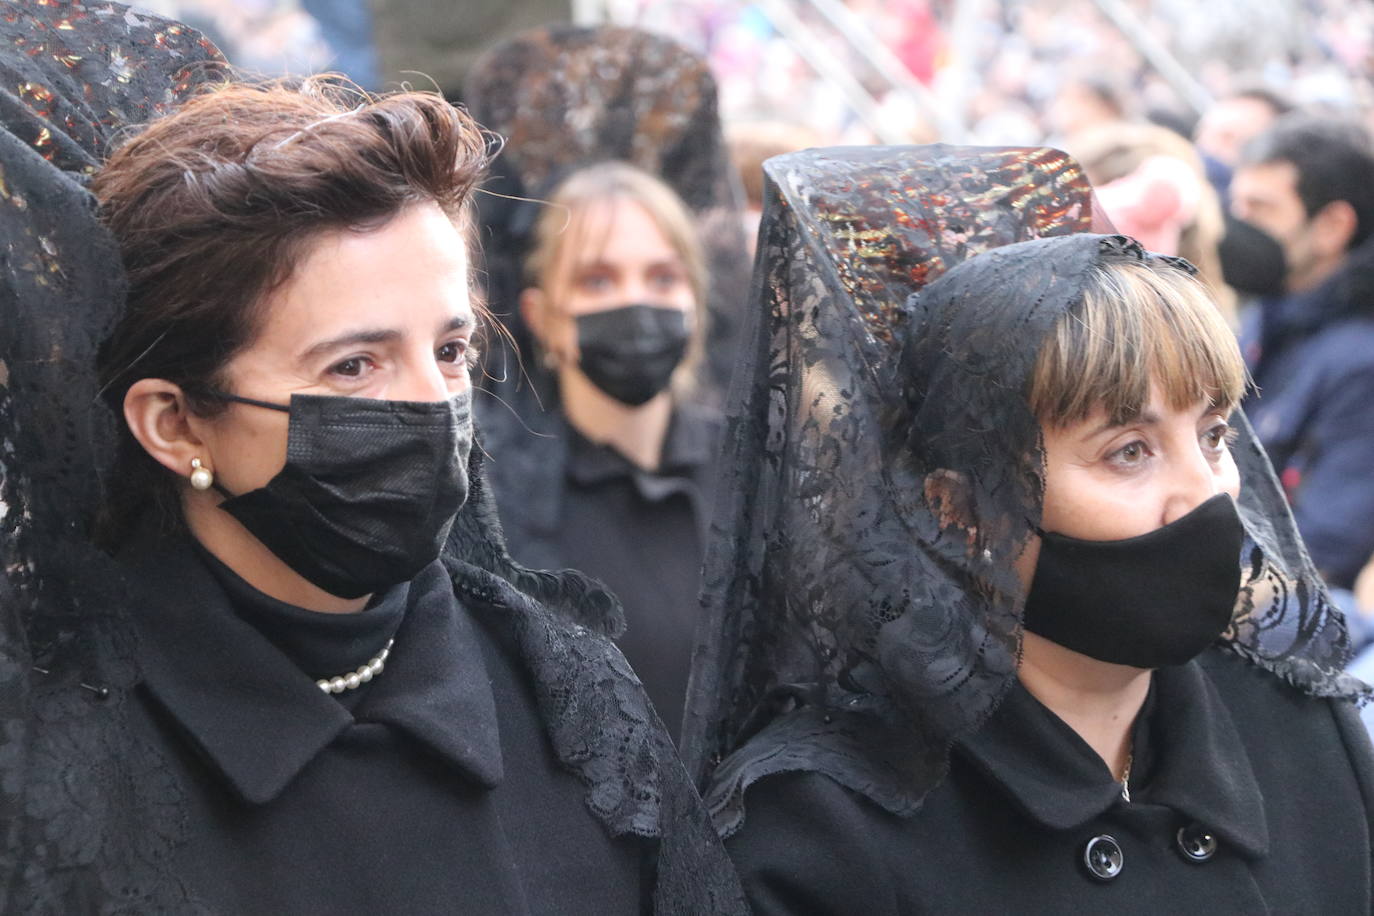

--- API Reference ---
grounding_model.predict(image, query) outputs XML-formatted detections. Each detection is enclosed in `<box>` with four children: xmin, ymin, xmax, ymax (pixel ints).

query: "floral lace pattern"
<box><xmin>0</xmin><ymin>4</ymin><xmax>222</xmax><ymax>909</ymax></box>
<box><xmin>682</xmin><ymin>145</ymin><xmax>1365</xmax><ymax>837</ymax></box>
<box><xmin>446</xmin><ymin>444</ymin><xmax>747</xmax><ymax>914</ymax></box>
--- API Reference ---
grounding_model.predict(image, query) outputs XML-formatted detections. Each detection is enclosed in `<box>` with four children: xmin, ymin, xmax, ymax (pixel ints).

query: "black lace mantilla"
<box><xmin>682</xmin><ymin>145</ymin><xmax>1367</xmax><ymax>838</ymax></box>
<box><xmin>0</xmin><ymin>4</ymin><xmax>223</xmax><ymax>909</ymax></box>
<box><xmin>446</xmin><ymin>446</ymin><xmax>747</xmax><ymax>914</ymax></box>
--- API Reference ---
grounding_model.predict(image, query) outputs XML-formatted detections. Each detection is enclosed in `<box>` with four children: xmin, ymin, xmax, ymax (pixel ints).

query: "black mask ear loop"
<box><xmin>203</xmin><ymin>391</ymin><xmax>292</xmax><ymax>499</ymax></box>
<box><xmin>215</xmin><ymin>392</ymin><xmax>292</xmax><ymax>412</ymax></box>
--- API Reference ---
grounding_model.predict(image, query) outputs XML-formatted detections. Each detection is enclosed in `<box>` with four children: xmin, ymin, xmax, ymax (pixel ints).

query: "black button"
<box><xmin>1082</xmin><ymin>834</ymin><xmax>1124</xmax><ymax>881</ymax></box>
<box><xmin>1176</xmin><ymin>824</ymin><xmax>1218</xmax><ymax>863</ymax></box>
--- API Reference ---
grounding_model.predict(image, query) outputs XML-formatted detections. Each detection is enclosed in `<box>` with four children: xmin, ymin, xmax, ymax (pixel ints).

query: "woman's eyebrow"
<box><xmin>297</xmin><ymin>328</ymin><xmax>400</xmax><ymax>364</ymax></box>
<box><xmin>1201</xmin><ymin>398</ymin><xmax>1234</xmax><ymax>416</ymax></box>
<box><xmin>297</xmin><ymin>315</ymin><xmax>472</xmax><ymax>365</ymax></box>
<box><xmin>1085</xmin><ymin>409</ymin><xmax>1162</xmax><ymax>439</ymax></box>
<box><xmin>439</xmin><ymin>314</ymin><xmax>471</xmax><ymax>334</ymax></box>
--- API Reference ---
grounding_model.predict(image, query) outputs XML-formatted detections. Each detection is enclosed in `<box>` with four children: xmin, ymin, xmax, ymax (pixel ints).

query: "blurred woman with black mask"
<box><xmin>466</xmin><ymin>25</ymin><xmax>748</xmax><ymax>740</ymax></box>
<box><xmin>494</xmin><ymin>162</ymin><xmax>719</xmax><ymax>740</ymax></box>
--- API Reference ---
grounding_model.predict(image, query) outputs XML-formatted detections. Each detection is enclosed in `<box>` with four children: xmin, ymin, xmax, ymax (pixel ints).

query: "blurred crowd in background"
<box><xmin>132</xmin><ymin>0</ymin><xmax>1374</xmax><ymax>143</ymax></box>
<box><xmin>624</xmin><ymin>0</ymin><xmax>1374</xmax><ymax>143</ymax></box>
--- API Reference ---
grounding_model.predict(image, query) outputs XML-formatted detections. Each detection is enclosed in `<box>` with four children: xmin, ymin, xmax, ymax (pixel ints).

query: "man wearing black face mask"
<box><xmin>1230</xmin><ymin>114</ymin><xmax>1374</xmax><ymax>590</ymax></box>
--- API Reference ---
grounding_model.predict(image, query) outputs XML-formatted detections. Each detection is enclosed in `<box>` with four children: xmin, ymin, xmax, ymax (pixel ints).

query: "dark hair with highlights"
<box><xmin>1030</xmin><ymin>257</ymin><xmax>1247</xmax><ymax>429</ymax></box>
<box><xmin>93</xmin><ymin>76</ymin><xmax>492</xmax><ymax>542</ymax></box>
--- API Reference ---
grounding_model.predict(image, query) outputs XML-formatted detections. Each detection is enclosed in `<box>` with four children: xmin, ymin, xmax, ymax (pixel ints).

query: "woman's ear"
<box><xmin>521</xmin><ymin>287</ymin><xmax>575</xmax><ymax>367</ymax></box>
<box><xmin>122</xmin><ymin>378</ymin><xmax>207</xmax><ymax>482</ymax></box>
<box><xmin>519</xmin><ymin>287</ymin><xmax>548</xmax><ymax>344</ymax></box>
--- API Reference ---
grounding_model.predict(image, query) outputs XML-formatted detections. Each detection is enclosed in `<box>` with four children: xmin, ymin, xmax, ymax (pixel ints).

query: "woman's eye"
<box><xmin>437</xmin><ymin>339</ymin><xmax>480</xmax><ymax>370</ymax></box>
<box><xmin>576</xmin><ymin>272</ymin><xmax>613</xmax><ymax>293</ymax></box>
<box><xmin>1202</xmin><ymin>422</ymin><xmax>1235</xmax><ymax>452</ymax></box>
<box><xmin>1108</xmin><ymin>440</ymin><xmax>1148</xmax><ymax>466</ymax></box>
<box><xmin>330</xmin><ymin>356</ymin><xmax>370</xmax><ymax>378</ymax></box>
<box><xmin>649</xmin><ymin>269</ymin><xmax>684</xmax><ymax>291</ymax></box>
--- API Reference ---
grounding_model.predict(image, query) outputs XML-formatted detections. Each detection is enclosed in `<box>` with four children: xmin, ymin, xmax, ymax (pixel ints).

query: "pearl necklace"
<box><xmin>317</xmin><ymin>638</ymin><xmax>393</xmax><ymax>694</ymax></box>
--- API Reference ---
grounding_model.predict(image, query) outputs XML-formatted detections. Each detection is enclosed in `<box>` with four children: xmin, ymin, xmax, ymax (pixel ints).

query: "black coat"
<box><xmin>484</xmin><ymin>400</ymin><xmax>721</xmax><ymax>738</ymax></box>
<box><xmin>117</xmin><ymin>537</ymin><xmax>649</xmax><ymax>914</ymax></box>
<box><xmin>726</xmin><ymin>648</ymin><xmax>1374</xmax><ymax>914</ymax></box>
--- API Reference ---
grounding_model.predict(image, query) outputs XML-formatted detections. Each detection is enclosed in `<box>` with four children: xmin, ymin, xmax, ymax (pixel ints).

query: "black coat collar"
<box><xmin>958</xmin><ymin>654</ymin><xmax>1269</xmax><ymax>858</ymax></box>
<box><xmin>125</xmin><ymin>536</ymin><xmax>504</xmax><ymax>805</ymax></box>
<box><xmin>478</xmin><ymin>395</ymin><xmax>719</xmax><ymax>542</ymax></box>
<box><xmin>566</xmin><ymin>401</ymin><xmax>718</xmax><ymax>492</ymax></box>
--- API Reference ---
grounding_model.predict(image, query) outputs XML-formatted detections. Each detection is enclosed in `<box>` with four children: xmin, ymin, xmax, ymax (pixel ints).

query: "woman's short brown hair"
<box><xmin>93</xmin><ymin>76</ymin><xmax>491</xmax><ymax>540</ymax></box>
<box><xmin>1029</xmin><ymin>256</ymin><xmax>1248</xmax><ymax>429</ymax></box>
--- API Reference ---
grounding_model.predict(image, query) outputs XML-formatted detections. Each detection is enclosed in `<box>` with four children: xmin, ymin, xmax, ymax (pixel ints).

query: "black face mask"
<box><xmin>1022</xmin><ymin>494</ymin><xmax>1244</xmax><ymax>669</ymax></box>
<box><xmin>211</xmin><ymin>391</ymin><xmax>472</xmax><ymax>599</ymax></box>
<box><xmin>1219</xmin><ymin>213</ymin><xmax>1287</xmax><ymax>299</ymax></box>
<box><xmin>574</xmin><ymin>303</ymin><xmax>691</xmax><ymax>406</ymax></box>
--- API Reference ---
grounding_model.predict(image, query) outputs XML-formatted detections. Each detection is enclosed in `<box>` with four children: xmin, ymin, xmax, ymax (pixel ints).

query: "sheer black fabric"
<box><xmin>681</xmin><ymin>144</ymin><xmax>1367</xmax><ymax>837</ymax></box>
<box><xmin>444</xmin><ymin>446</ymin><xmax>748</xmax><ymax>915</ymax></box>
<box><xmin>0</xmin><ymin>6</ymin><xmax>224</xmax><ymax>908</ymax></box>
<box><xmin>465</xmin><ymin>23</ymin><xmax>749</xmax><ymax>409</ymax></box>
<box><xmin>0</xmin><ymin>5</ymin><xmax>744</xmax><ymax>912</ymax></box>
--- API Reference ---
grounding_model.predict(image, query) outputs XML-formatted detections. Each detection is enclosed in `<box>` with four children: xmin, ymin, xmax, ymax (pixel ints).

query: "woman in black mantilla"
<box><xmin>0</xmin><ymin>6</ymin><xmax>744</xmax><ymax>913</ymax></box>
<box><xmin>683</xmin><ymin>145</ymin><xmax>1374</xmax><ymax>913</ymax></box>
<box><xmin>465</xmin><ymin>26</ymin><xmax>749</xmax><ymax>738</ymax></box>
<box><xmin>465</xmin><ymin>23</ymin><xmax>749</xmax><ymax>411</ymax></box>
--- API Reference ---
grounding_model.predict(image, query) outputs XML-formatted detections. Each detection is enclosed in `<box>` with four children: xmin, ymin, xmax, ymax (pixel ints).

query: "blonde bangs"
<box><xmin>1029</xmin><ymin>258</ymin><xmax>1248</xmax><ymax>428</ymax></box>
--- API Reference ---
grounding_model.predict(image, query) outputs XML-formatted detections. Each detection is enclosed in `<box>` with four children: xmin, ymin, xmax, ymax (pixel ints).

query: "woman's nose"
<box><xmin>1162</xmin><ymin>447</ymin><xmax>1222</xmax><ymax>526</ymax></box>
<box><xmin>393</xmin><ymin>354</ymin><xmax>456</xmax><ymax>402</ymax></box>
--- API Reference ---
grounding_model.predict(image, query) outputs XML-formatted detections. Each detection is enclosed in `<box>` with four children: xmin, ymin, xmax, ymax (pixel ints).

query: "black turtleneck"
<box><xmin>194</xmin><ymin>544</ymin><xmax>406</xmax><ymax>710</ymax></box>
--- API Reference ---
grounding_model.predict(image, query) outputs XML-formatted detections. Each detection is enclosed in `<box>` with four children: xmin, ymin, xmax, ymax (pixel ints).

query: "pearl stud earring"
<box><xmin>189</xmin><ymin>458</ymin><xmax>214</xmax><ymax>491</ymax></box>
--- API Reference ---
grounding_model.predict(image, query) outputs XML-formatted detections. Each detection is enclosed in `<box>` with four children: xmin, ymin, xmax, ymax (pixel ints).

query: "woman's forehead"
<box><xmin>558</xmin><ymin>196</ymin><xmax>682</xmax><ymax>270</ymax></box>
<box><xmin>254</xmin><ymin>204</ymin><xmax>473</xmax><ymax>348</ymax></box>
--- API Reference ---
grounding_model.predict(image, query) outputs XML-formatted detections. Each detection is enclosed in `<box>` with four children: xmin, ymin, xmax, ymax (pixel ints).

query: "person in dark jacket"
<box><xmin>0</xmin><ymin>13</ymin><xmax>745</xmax><ymax>911</ymax></box>
<box><xmin>465</xmin><ymin>26</ymin><xmax>748</xmax><ymax>739</ymax></box>
<box><xmin>1230</xmin><ymin>113</ymin><xmax>1374</xmax><ymax>589</ymax></box>
<box><xmin>682</xmin><ymin>145</ymin><xmax>1372</xmax><ymax>915</ymax></box>
<box><xmin>494</xmin><ymin>161</ymin><xmax>719</xmax><ymax>739</ymax></box>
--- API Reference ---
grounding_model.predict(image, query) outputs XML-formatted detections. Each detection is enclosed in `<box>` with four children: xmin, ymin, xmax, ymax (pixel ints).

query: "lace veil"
<box><xmin>464</xmin><ymin>23</ymin><xmax>749</xmax><ymax>408</ymax></box>
<box><xmin>681</xmin><ymin>144</ymin><xmax>1366</xmax><ymax>837</ymax></box>
<box><xmin>0</xmin><ymin>5</ymin><xmax>743</xmax><ymax>912</ymax></box>
<box><xmin>0</xmin><ymin>4</ymin><xmax>225</xmax><ymax>908</ymax></box>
